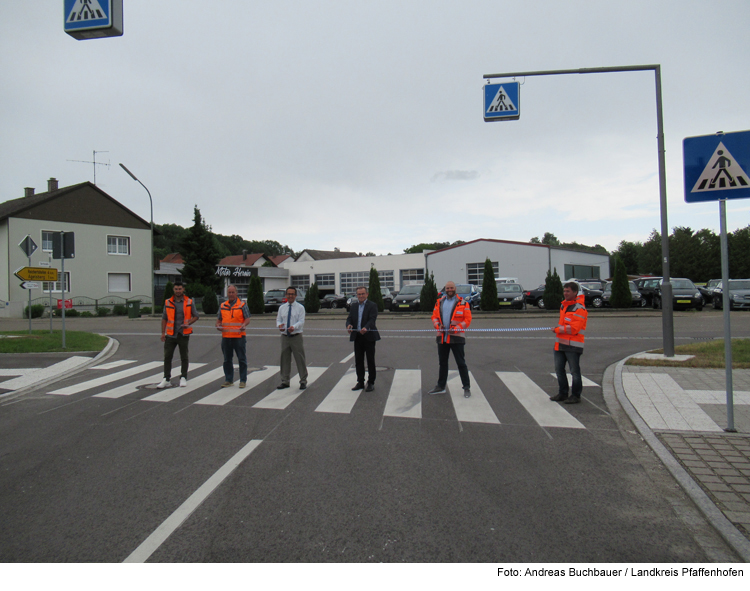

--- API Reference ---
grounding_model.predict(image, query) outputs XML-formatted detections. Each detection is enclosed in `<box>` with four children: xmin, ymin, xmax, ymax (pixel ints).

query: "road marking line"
<box><xmin>194</xmin><ymin>366</ymin><xmax>280</xmax><ymax>406</ymax></box>
<box><xmin>253</xmin><ymin>366</ymin><xmax>327</xmax><ymax>409</ymax></box>
<box><xmin>315</xmin><ymin>368</ymin><xmax>359</xmax><ymax>414</ymax></box>
<box><xmin>49</xmin><ymin>361</ymin><xmax>163</xmax><ymax>396</ymax></box>
<box><xmin>123</xmin><ymin>439</ymin><xmax>263</xmax><ymax>563</ymax></box>
<box><xmin>548</xmin><ymin>373</ymin><xmax>599</xmax><ymax>387</ymax></box>
<box><xmin>91</xmin><ymin>359</ymin><xmax>137</xmax><ymax>370</ymax></box>
<box><xmin>93</xmin><ymin>364</ymin><xmax>207</xmax><ymax>400</ymax></box>
<box><xmin>497</xmin><ymin>371</ymin><xmax>585</xmax><ymax>429</ymax></box>
<box><xmin>142</xmin><ymin>367</ymin><xmax>227</xmax><ymax>402</ymax></box>
<box><xmin>339</xmin><ymin>352</ymin><xmax>354</xmax><ymax>364</ymax></box>
<box><xmin>383</xmin><ymin>369</ymin><xmax>421</xmax><ymax>419</ymax></box>
<box><xmin>447</xmin><ymin>371</ymin><xmax>500</xmax><ymax>424</ymax></box>
<box><xmin>2</xmin><ymin>357</ymin><xmax>92</xmax><ymax>391</ymax></box>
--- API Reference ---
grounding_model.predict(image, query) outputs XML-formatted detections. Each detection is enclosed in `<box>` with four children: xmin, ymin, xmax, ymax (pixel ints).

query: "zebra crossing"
<box><xmin>35</xmin><ymin>359</ymin><xmax>601</xmax><ymax>430</ymax></box>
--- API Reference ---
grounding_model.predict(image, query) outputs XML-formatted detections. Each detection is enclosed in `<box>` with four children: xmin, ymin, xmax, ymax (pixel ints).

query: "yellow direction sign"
<box><xmin>14</xmin><ymin>266</ymin><xmax>58</xmax><ymax>282</ymax></box>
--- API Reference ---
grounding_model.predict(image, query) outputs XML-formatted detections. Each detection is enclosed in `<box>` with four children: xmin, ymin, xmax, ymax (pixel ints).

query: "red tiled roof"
<box><xmin>161</xmin><ymin>253</ymin><xmax>184</xmax><ymax>264</ymax></box>
<box><xmin>218</xmin><ymin>253</ymin><xmax>266</xmax><ymax>266</ymax></box>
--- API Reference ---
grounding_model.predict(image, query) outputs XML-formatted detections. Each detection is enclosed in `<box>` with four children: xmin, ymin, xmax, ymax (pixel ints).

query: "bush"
<box><xmin>202</xmin><ymin>289</ymin><xmax>219</xmax><ymax>315</ymax></box>
<box><xmin>80</xmin><ymin>311</ymin><xmax>94</xmax><ymax>318</ymax></box>
<box><xmin>112</xmin><ymin>304</ymin><xmax>128</xmax><ymax>316</ymax></box>
<box><xmin>543</xmin><ymin>268</ymin><xmax>564</xmax><ymax>312</ymax></box>
<box><xmin>24</xmin><ymin>304</ymin><xmax>46</xmax><ymax>319</ymax></box>
<box><xmin>247</xmin><ymin>276</ymin><xmax>264</xmax><ymax>315</ymax></box>
<box><xmin>368</xmin><ymin>267</ymin><xmax>384</xmax><ymax>312</ymax></box>
<box><xmin>304</xmin><ymin>283</ymin><xmax>321</xmax><ymax>314</ymax></box>
<box><xmin>53</xmin><ymin>308</ymin><xmax>79</xmax><ymax>317</ymax></box>
<box><xmin>480</xmin><ymin>258</ymin><xmax>499</xmax><ymax>311</ymax></box>
<box><xmin>153</xmin><ymin>305</ymin><xmax>163</xmax><ymax>314</ymax></box>
<box><xmin>610</xmin><ymin>256</ymin><xmax>632</xmax><ymax>308</ymax></box>
<box><xmin>141</xmin><ymin>306</ymin><xmax>152</xmax><ymax>315</ymax></box>
<box><xmin>97</xmin><ymin>307</ymin><xmax>110</xmax><ymax>317</ymax></box>
<box><xmin>420</xmin><ymin>272</ymin><xmax>439</xmax><ymax>313</ymax></box>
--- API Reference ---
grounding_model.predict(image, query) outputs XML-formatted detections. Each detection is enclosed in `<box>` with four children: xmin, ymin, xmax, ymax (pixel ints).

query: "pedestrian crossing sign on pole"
<box><xmin>64</xmin><ymin>0</ymin><xmax>123</xmax><ymax>40</ymax></box>
<box><xmin>683</xmin><ymin>130</ymin><xmax>750</xmax><ymax>203</ymax></box>
<box><xmin>483</xmin><ymin>82</ymin><xmax>520</xmax><ymax>122</ymax></box>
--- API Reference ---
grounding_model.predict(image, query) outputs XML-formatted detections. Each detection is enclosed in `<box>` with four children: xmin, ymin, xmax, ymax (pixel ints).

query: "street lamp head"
<box><xmin>119</xmin><ymin>163</ymin><xmax>139</xmax><ymax>182</ymax></box>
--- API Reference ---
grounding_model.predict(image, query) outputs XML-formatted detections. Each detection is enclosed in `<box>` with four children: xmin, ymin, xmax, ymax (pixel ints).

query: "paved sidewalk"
<box><xmin>618</xmin><ymin>364</ymin><xmax>750</xmax><ymax>557</ymax></box>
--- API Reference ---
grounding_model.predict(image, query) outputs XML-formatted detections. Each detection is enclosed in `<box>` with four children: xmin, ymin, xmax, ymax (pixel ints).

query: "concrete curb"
<box><xmin>608</xmin><ymin>354</ymin><xmax>750</xmax><ymax>562</ymax></box>
<box><xmin>0</xmin><ymin>336</ymin><xmax>119</xmax><ymax>402</ymax></box>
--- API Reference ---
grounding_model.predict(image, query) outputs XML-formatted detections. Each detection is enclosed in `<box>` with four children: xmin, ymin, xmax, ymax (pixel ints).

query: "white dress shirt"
<box><xmin>276</xmin><ymin>301</ymin><xmax>306</xmax><ymax>334</ymax></box>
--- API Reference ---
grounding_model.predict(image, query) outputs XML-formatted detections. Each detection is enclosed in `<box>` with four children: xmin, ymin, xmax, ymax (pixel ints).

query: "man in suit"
<box><xmin>346</xmin><ymin>286</ymin><xmax>380</xmax><ymax>392</ymax></box>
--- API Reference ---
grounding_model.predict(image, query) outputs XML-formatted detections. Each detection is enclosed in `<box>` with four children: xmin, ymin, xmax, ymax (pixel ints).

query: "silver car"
<box><xmin>713</xmin><ymin>279</ymin><xmax>750</xmax><ymax>310</ymax></box>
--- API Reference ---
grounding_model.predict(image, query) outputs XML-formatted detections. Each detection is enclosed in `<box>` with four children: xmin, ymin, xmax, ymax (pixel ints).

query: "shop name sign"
<box><xmin>215</xmin><ymin>266</ymin><xmax>257</xmax><ymax>278</ymax></box>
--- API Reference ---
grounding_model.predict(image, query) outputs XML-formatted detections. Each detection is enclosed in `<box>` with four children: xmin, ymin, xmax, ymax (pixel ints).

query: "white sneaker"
<box><xmin>157</xmin><ymin>378</ymin><xmax>169</xmax><ymax>389</ymax></box>
<box><xmin>180</xmin><ymin>377</ymin><xmax>187</xmax><ymax>387</ymax></box>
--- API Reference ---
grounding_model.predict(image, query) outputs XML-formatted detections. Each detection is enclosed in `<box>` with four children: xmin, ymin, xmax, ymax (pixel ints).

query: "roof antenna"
<box><xmin>67</xmin><ymin>150</ymin><xmax>110</xmax><ymax>185</ymax></box>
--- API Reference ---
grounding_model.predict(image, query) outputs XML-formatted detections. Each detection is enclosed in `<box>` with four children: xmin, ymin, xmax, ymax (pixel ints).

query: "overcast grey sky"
<box><xmin>2</xmin><ymin>1</ymin><xmax>748</xmax><ymax>255</ymax></box>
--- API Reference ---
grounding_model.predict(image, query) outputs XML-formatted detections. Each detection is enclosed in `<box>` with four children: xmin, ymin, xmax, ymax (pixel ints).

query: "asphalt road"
<box><xmin>1</xmin><ymin>310</ymin><xmax>748</xmax><ymax>562</ymax></box>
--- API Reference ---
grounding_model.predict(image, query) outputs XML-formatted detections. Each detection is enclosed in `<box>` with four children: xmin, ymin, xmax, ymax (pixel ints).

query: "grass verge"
<box><xmin>626</xmin><ymin>338</ymin><xmax>750</xmax><ymax>369</ymax></box>
<box><xmin>0</xmin><ymin>331</ymin><xmax>108</xmax><ymax>353</ymax></box>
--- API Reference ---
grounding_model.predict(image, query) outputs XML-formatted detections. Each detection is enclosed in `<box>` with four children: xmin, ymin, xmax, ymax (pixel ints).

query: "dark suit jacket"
<box><xmin>346</xmin><ymin>299</ymin><xmax>380</xmax><ymax>342</ymax></box>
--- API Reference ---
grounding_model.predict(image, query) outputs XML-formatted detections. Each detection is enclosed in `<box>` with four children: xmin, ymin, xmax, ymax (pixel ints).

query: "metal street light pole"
<box><xmin>119</xmin><ymin>163</ymin><xmax>155</xmax><ymax>315</ymax></box>
<box><xmin>483</xmin><ymin>64</ymin><xmax>674</xmax><ymax>356</ymax></box>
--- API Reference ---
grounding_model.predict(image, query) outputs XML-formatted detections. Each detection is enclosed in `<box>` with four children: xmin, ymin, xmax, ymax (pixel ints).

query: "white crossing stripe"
<box><xmin>0</xmin><ymin>368</ymin><xmax>41</xmax><ymax>376</ymax></box>
<box><xmin>253</xmin><ymin>367</ymin><xmax>327</xmax><ymax>410</ymax></box>
<box><xmin>339</xmin><ymin>352</ymin><xmax>354</xmax><ymax>364</ymax></box>
<box><xmin>383</xmin><ymin>369</ymin><xmax>422</xmax><ymax>419</ymax></box>
<box><xmin>92</xmin><ymin>360</ymin><xmax>137</xmax><ymax>370</ymax></box>
<box><xmin>497</xmin><ymin>372</ymin><xmax>585</xmax><ymax>429</ymax></box>
<box><xmin>93</xmin><ymin>364</ymin><xmax>207</xmax><ymax>399</ymax></box>
<box><xmin>549</xmin><ymin>373</ymin><xmax>599</xmax><ymax>387</ymax></box>
<box><xmin>446</xmin><ymin>371</ymin><xmax>500</xmax><ymax>424</ymax></box>
<box><xmin>194</xmin><ymin>366</ymin><xmax>280</xmax><ymax>406</ymax></box>
<box><xmin>315</xmin><ymin>368</ymin><xmax>360</xmax><ymax>414</ymax></box>
<box><xmin>1</xmin><ymin>357</ymin><xmax>91</xmax><ymax>391</ymax></box>
<box><xmin>49</xmin><ymin>361</ymin><xmax>163</xmax><ymax>396</ymax></box>
<box><xmin>142</xmin><ymin>368</ymin><xmax>228</xmax><ymax>403</ymax></box>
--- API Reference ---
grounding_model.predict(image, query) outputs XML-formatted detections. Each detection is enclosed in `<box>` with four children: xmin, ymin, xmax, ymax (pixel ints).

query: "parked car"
<box><xmin>319</xmin><ymin>293</ymin><xmax>347</xmax><ymax>309</ymax></box>
<box><xmin>571</xmin><ymin>278</ymin><xmax>607</xmax><ymax>290</ymax></box>
<box><xmin>524</xmin><ymin>284</ymin><xmax>546</xmax><ymax>308</ymax></box>
<box><xmin>346</xmin><ymin>287</ymin><xmax>392</xmax><ymax>311</ymax></box>
<box><xmin>493</xmin><ymin>282</ymin><xmax>526</xmax><ymax>310</ymax></box>
<box><xmin>601</xmin><ymin>281</ymin><xmax>643</xmax><ymax>307</ymax></box>
<box><xmin>652</xmin><ymin>278</ymin><xmax>702</xmax><ymax>311</ymax></box>
<box><xmin>524</xmin><ymin>282</ymin><xmax>603</xmax><ymax>309</ymax></box>
<box><xmin>633</xmin><ymin>277</ymin><xmax>662</xmax><ymax>308</ymax></box>
<box><xmin>580</xmin><ymin>285</ymin><xmax>604</xmax><ymax>308</ymax></box>
<box><xmin>712</xmin><ymin>279</ymin><xmax>750</xmax><ymax>310</ymax></box>
<box><xmin>390</xmin><ymin>284</ymin><xmax>423</xmax><ymax>311</ymax></box>
<box><xmin>264</xmin><ymin>287</ymin><xmax>306</xmax><ymax>312</ymax></box>
<box><xmin>698</xmin><ymin>279</ymin><xmax>722</xmax><ymax>306</ymax></box>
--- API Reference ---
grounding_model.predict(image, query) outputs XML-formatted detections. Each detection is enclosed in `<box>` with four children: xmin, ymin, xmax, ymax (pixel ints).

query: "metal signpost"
<box><xmin>52</xmin><ymin>232</ymin><xmax>75</xmax><ymax>348</ymax></box>
<box><xmin>482</xmin><ymin>65</ymin><xmax>675</xmax><ymax>356</ymax></box>
<box><xmin>18</xmin><ymin>236</ymin><xmax>38</xmax><ymax>333</ymax></box>
<box><xmin>683</xmin><ymin>129</ymin><xmax>750</xmax><ymax>432</ymax></box>
<box><xmin>15</xmin><ymin>265</ymin><xmax>59</xmax><ymax>334</ymax></box>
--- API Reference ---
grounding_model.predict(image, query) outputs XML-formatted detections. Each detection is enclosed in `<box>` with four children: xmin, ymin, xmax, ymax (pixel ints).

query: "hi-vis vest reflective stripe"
<box><xmin>220</xmin><ymin>299</ymin><xmax>246</xmax><ymax>338</ymax></box>
<box><xmin>431</xmin><ymin>295</ymin><xmax>472</xmax><ymax>344</ymax></box>
<box><xmin>554</xmin><ymin>292</ymin><xmax>587</xmax><ymax>351</ymax></box>
<box><xmin>165</xmin><ymin>296</ymin><xmax>193</xmax><ymax>336</ymax></box>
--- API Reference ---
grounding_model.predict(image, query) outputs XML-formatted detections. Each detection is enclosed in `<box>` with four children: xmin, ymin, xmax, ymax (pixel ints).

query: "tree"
<box><xmin>541</xmin><ymin>232</ymin><xmax>560</xmax><ymax>246</ymax></box>
<box><xmin>162</xmin><ymin>281</ymin><xmax>174</xmax><ymax>306</ymax></box>
<box><xmin>613</xmin><ymin>240</ymin><xmax>641</xmax><ymax>275</ymax></box>
<box><xmin>638</xmin><ymin>230</ymin><xmax>662</xmax><ymax>276</ymax></box>
<box><xmin>609</xmin><ymin>256</ymin><xmax>632</xmax><ymax>308</ymax></box>
<box><xmin>543</xmin><ymin>268</ymin><xmax>563</xmax><ymax>312</ymax></box>
<box><xmin>480</xmin><ymin>258</ymin><xmax>499</xmax><ymax>311</ymax></box>
<box><xmin>403</xmin><ymin>240</ymin><xmax>464</xmax><ymax>254</ymax></box>
<box><xmin>179</xmin><ymin>207</ymin><xmax>223</xmax><ymax>293</ymax></box>
<box><xmin>368</xmin><ymin>267</ymin><xmax>384</xmax><ymax>312</ymax></box>
<box><xmin>304</xmin><ymin>283</ymin><xmax>321</xmax><ymax>314</ymax></box>
<box><xmin>729</xmin><ymin>225</ymin><xmax>750</xmax><ymax>279</ymax></box>
<box><xmin>202</xmin><ymin>288</ymin><xmax>219</xmax><ymax>315</ymax></box>
<box><xmin>529</xmin><ymin>236</ymin><xmax>541</xmax><ymax>244</ymax></box>
<box><xmin>247</xmin><ymin>276</ymin><xmax>264</xmax><ymax>314</ymax></box>
<box><xmin>420</xmin><ymin>272</ymin><xmax>438</xmax><ymax>313</ymax></box>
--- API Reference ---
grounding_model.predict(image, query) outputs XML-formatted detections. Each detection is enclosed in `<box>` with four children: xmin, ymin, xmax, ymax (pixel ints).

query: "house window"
<box><xmin>41</xmin><ymin>231</ymin><xmax>55</xmax><ymax>252</ymax></box>
<box><xmin>400</xmin><ymin>268</ymin><xmax>424</xmax><ymax>286</ymax></box>
<box><xmin>467</xmin><ymin>262</ymin><xmax>498</xmax><ymax>285</ymax></box>
<box><xmin>43</xmin><ymin>272</ymin><xmax>70</xmax><ymax>293</ymax></box>
<box><xmin>291</xmin><ymin>275</ymin><xmax>310</xmax><ymax>290</ymax></box>
<box><xmin>107</xmin><ymin>236</ymin><xmax>130</xmax><ymax>255</ymax></box>
<box><xmin>108</xmin><ymin>273</ymin><xmax>131</xmax><ymax>293</ymax></box>
<box><xmin>315</xmin><ymin>273</ymin><xmax>335</xmax><ymax>288</ymax></box>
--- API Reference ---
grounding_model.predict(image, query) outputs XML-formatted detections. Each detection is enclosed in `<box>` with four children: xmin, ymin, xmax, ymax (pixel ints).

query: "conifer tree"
<box><xmin>610</xmin><ymin>256</ymin><xmax>632</xmax><ymax>308</ymax></box>
<box><xmin>420</xmin><ymin>272</ymin><xmax>438</xmax><ymax>313</ymax></box>
<box><xmin>543</xmin><ymin>268</ymin><xmax>564</xmax><ymax>311</ymax></box>
<box><xmin>179</xmin><ymin>206</ymin><xmax>222</xmax><ymax>294</ymax></box>
<box><xmin>480</xmin><ymin>258</ymin><xmax>499</xmax><ymax>311</ymax></box>
<box><xmin>368</xmin><ymin>267</ymin><xmax>384</xmax><ymax>312</ymax></box>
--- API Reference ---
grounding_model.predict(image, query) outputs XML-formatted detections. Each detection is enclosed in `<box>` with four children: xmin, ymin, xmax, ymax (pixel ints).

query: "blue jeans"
<box><xmin>222</xmin><ymin>337</ymin><xmax>247</xmax><ymax>383</ymax></box>
<box><xmin>554</xmin><ymin>349</ymin><xmax>582</xmax><ymax>398</ymax></box>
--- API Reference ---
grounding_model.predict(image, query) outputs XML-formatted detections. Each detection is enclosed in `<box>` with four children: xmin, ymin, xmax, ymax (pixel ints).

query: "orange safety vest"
<box><xmin>164</xmin><ymin>296</ymin><xmax>193</xmax><ymax>336</ymax></box>
<box><xmin>554</xmin><ymin>292</ymin><xmax>587</xmax><ymax>351</ymax></box>
<box><xmin>219</xmin><ymin>299</ymin><xmax>247</xmax><ymax>338</ymax></box>
<box><xmin>431</xmin><ymin>295</ymin><xmax>472</xmax><ymax>344</ymax></box>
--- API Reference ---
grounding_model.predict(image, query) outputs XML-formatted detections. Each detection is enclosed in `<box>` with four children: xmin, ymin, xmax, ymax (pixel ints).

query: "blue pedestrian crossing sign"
<box><xmin>64</xmin><ymin>0</ymin><xmax>123</xmax><ymax>40</ymax></box>
<box><xmin>483</xmin><ymin>82</ymin><xmax>520</xmax><ymax>122</ymax></box>
<box><xmin>684</xmin><ymin>130</ymin><xmax>750</xmax><ymax>203</ymax></box>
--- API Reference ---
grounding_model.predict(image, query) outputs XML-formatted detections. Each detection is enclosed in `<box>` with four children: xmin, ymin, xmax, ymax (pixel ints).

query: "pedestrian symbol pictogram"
<box><xmin>483</xmin><ymin>82</ymin><xmax>520</xmax><ymax>122</ymax></box>
<box><xmin>66</xmin><ymin>0</ymin><xmax>107</xmax><ymax>23</ymax></box>
<box><xmin>691</xmin><ymin>142</ymin><xmax>749</xmax><ymax>192</ymax></box>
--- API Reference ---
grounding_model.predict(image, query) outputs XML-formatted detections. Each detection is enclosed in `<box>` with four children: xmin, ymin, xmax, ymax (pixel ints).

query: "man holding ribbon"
<box><xmin>275</xmin><ymin>286</ymin><xmax>308</xmax><ymax>390</ymax></box>
<box><xmin>550</xmin><ymin>281</ymin><xmax>588</xmax><ymax>404</ymax></box>
<box><xmin>216</xmin><ymin>284</ymin><xmax>251</xmax><ymax>388</ymax></box>
<box><xmin>428</xmin><ymin>281</ymin><xmax>473</xmax><ymax>398</ymax></box>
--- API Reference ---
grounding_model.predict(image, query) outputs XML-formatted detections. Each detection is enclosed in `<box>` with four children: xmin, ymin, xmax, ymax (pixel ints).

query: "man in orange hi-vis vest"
<box><xmin>550</xmin><ymin>281</ymin><xmax>588</xmax><ymax>405</ymax></box>
<box><xmin>215</xmin><ymin>284</ymin><xmax>251</xmax><ymax>388</ymax></box>
<box><xmin>158</xmin><ymin>280</ymin><xmax>199</xmax><ymax>389</ymax></box>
